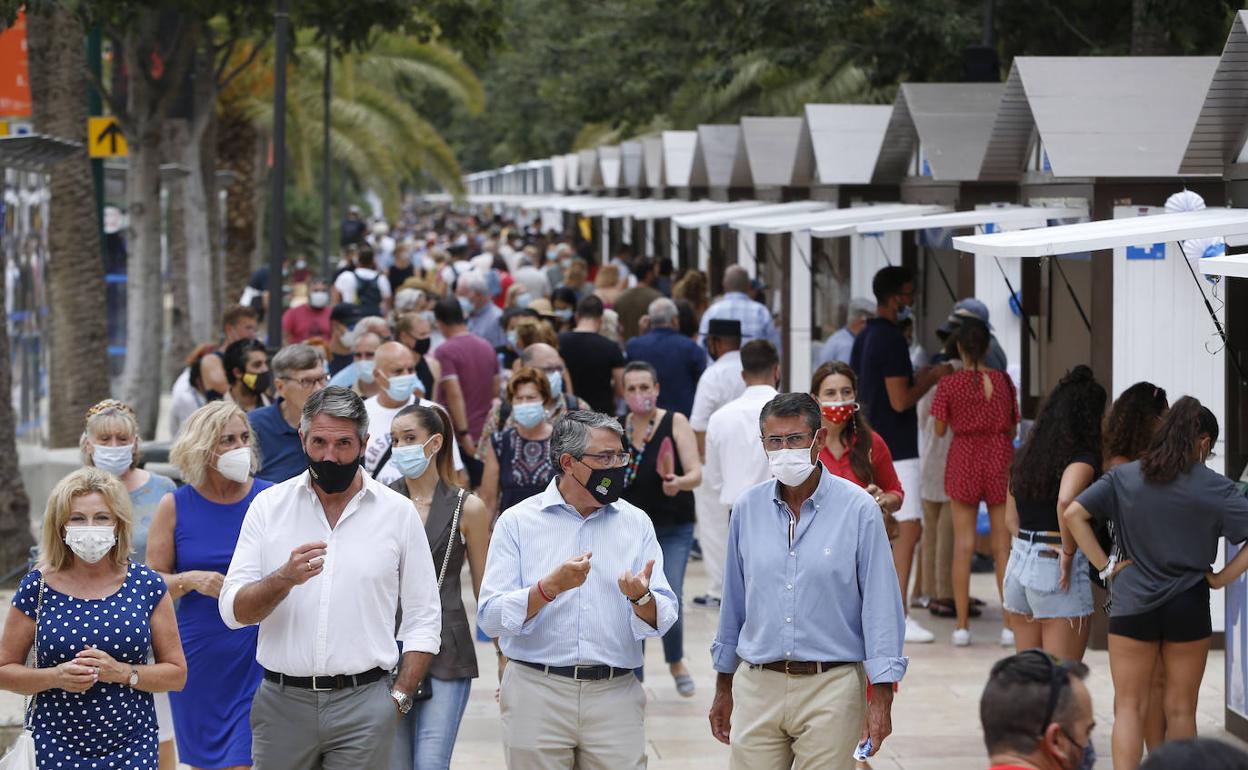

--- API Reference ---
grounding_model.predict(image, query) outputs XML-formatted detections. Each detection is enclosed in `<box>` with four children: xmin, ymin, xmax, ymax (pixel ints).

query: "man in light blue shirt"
<box><xmin>709</xmin><ymin>393</ymin><xmax>906</xmax><ymax>769</ymax></box>
<box><xmin>455</xmin><ymin>269</ymin><xmax>506</xmax><ymax>349</ymax></box>
<box><xmin>478</xmin><ymin>410</ymin><xmax>677</xmax><ymax>770</ymax></box>
<box><xmin>815</xmin><ymin>296</ymin><xmax>875</xmax><ymax>367</ymax></box>
<box><xmin>698</xmin><ymin>265</ymin><xmax>781</xmax><ymax>351</ymax></box>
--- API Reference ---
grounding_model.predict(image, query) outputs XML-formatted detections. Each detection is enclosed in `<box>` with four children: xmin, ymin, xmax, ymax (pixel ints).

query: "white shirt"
<box><xmin>363</xmin><ymin>395</ymin><xmax>465</xmax><ymax>485</ymax></box>
<box><xmin>702</xmin><ymin>385</ymin><xmax>778</xmax><ymax>506</ymax></box>
<box><xmin>219</xmin><ymin>471</ymin><xmax>441</xmax><ymax>676</ymax></box>
<box><xmin>168</xmin><ymin>367</ymin><xmax>205</xmax><ymax>439</ymax></box>
<box><xmin>511</xmin><ymin>265</ymin><xmax>552</xmax><ymax>299</ymax></box>
<box><xmin>333</xmin><ymin>267</ymin><xmax>392</xmax><ymax>305</ymax></box>
<box><xmin>688</xmin><ymin>350</ymin><xmax>744</xmax><ymax>432</ymax></box>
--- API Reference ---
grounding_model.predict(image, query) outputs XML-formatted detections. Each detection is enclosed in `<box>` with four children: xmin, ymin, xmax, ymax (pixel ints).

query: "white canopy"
<box><xmin>1200</xmin><ymin>254</ymin><xmax>1248</xmax><ymax>279</ymax></box>
<box><xmin>729</xmin><ymin>203</ymin><xmax>946</xmax><ymax>235</ymax></box>
<box><xmin>952</xmin><ymin>208</ymin><xmax>1248</xmax><ymax>258</ymax></box>
<box><xmin>672</xmin><ymin>201</ymin><xmax>829</xmax><ymax>230</ymax></box>
<box><xmin>858</xmin><ymin>205</ymin><xmax>1089</xmax><ymax>235</ymax></box>
<box><xmin>600</xmin><ymin>199</ymin><xmax>759</xmax><ymax>221</ymax></box>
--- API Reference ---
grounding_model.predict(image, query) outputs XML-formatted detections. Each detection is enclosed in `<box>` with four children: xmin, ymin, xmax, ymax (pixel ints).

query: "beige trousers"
<box><xmin>500</xmin><ymin>662</ymin><xmax>647</xmax><ymax>770</ymax></box>
<box><xmin>920</xmin><ymin>498</ymin><xmax>955</xmax><ymax>600</ymax></box>
<box><xmin>730</xmin><ymin>663</ymin><xmax>866</xmax><ymax>770</ymax></box>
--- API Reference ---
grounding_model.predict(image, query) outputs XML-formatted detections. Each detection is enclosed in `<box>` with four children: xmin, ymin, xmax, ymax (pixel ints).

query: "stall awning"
<box><xmin>1201</xmin><ymin>254</ymin><xmax>1248</xmax><ymax>279</ymax></box>
<box><xmin>952</xmin><ymin>208</ymin><xmax>1248</xmax><ymax>258</ymax></box>
<box><xmin>672</xmin><ymin>201</ymin><xmax>829</xmax><ymax>230</ymax></box>
<box><xmin>808</xmin><ymin>205</ymin><xmax>952</xmax><ymax>238</ymax></box>
<box><xmin>730</xmin><ymin>203</ymin><xmax>946</xmax><ymax>235</ymax></box>
<box><xmin>600</xmin><ymin>199</ymin><xmax>759</xmax><ymax>221</ymax></box>
<box><xmin>857</xmin><ymin>205</ymin><xmax>1088</xmax><ymax>235</ymax></box>
<box><xmin>560</xmin><ymin>197</ymin><xmax>648</xmax><ymax>214</ymax></box>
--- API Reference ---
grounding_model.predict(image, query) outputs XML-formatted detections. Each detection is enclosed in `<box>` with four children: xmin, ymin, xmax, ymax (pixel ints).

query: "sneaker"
<box><xmin>904</xmin><ymin>616</ymin><xmax>934</xmax><ymax>644</ymax></box>
<box><xmin>1000</xmin><ymin>628</ymin><xmax>1015</xmax><ymax>648</ymax></box>
<box><xmin>910</xmin><ymin>595</ymin><xmax>931</xmax><ymax>610</ymax></box>
<box><xmin>952</xmin><ymin>628</ymin><xmax>972</xmax><ymax>647</ymax></box>
<box><xmin>692</xmin><ymin>594</ymin><xmax>721</xmax><ymax>608</ymax></box>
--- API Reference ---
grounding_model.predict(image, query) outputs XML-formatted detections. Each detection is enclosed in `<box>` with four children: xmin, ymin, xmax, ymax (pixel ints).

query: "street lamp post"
<box><xmin>267</xmin><ymin>0</ymin><xmax>290</xmax><ymax>347</ymax></box>
<box><xmin>321</xmin><ymin>32</ymin><xmax>333</xmax><ymax>280</ymax></box>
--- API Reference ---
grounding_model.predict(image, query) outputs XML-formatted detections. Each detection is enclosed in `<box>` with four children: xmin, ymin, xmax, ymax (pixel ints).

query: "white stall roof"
<box><xmin>598</xmin><ymin>145</ymin><xmax>622</xmax><ymax>189</ymax></box>
<box><xmin>555</xmin><ymin>197</ymin><xmax>647</xmax><ymax>214</ymax></box>
<box><xmin>730</xmin><ymin>203</ymin><xmax>945</xmax><ymax>235</ymax></box>
<box><xmin>803</xmin><ymin>104</ymin><xmax>893</xmax><ymax>185</ymax></box>
<box><xmin>621</xmin><ymin>141</ymin><xmax>645</xmax><ymax>188</ymax></box>
<box><xmin>1182</xmin><ymin>11</ymin><xmax>1248</xmax><ymax>174</ymax></box>
<box><xmin>952</xmin><ymin>208</ymin><xmax>1248</xmax><ymax>258</ymax></box>
<box><xmin>808</xmin><ymin>205</ymin><xmax>953</xmax><ymax>238</ymax></box>
<box><xmin>673</xmin><ymin>201</ymin><xmax>828</xmax><ymax>230</ymax></box>
<box><xmin>1201</xmin><ymin>254</ymin><xmax>1248</xmax><ymax>279</ymax></box>
<box><xmin>528</xmin><ymin>195</ymin><xmax>605</xmax><ymax>211</ymax></box>
<box><xmin>601</xmin><ymin>199</ymin><xmax>759</xmax><ymax>221</ymax></box>
<box><xmin>577</xmin><ymin>149</ymin><xmax>602</xmax><ymax>189</ymax></box>
<box><xmin>563</xmin><ymin>152</ymin><xmax>580</xmax><ymax>190</ymax></box>
<box><xmin>980</xmin><ymin>57</ymin><xmax>1218</xmax><ymax>181</ymax></box>
<box><xmin>689</xmin><ymin>125</ymin><xmax>752</xmax><ymax>188</ymax></box>
<box><xmin>642</xmin><ymin>136</ymin><xmax>664</xmax><ymax>188</ymax></box>
<box><xmin>858</xmin><ymin>205</ymin><xmax>1089</xmax><ymax>234</ymax></box>
<box><xmin>550</xmin><ymin>155</ymin><xmax>567</xmax><ymax>192</ymax></box>
<box><xmin>422</xmin><ymin>193</ymin><xmax>453</xmax><ymax>203</ymax></box>
<box><xmin>662</xmin><ymin>131</ymin><xmax>699</xmax><ymax>188</ymax></box>
<box><xmin>741</xmin><ymin>117</ymin><xmax>814</xmax><ymax>187</ymax></box>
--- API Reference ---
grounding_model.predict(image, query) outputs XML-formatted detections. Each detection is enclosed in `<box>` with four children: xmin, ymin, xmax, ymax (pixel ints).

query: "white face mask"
<box><xmin>91</xmin><ymin>443</ymin><xmax>134</xmax><ymax>476</ymax></box>
<box><xmin>65</xmin><ymin>525</ymin><xmax>116</xmax><ymax>564</ymax></box>
<box><xmin>767</xmin><ymin>441</ymin><xmax>818</xmax><ymax>488</ymax></box>
<box><xmin>215</xmin><ymin>447</ymin><xmax>253</xmax><ymax>483</ymax></box>
<box><xmin>309</xmin><ymin>291</ymin><xmax>330</xmax><ymax>308</ymax></box>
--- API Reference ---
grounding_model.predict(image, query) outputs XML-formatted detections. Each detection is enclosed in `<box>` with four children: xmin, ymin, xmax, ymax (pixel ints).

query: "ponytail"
<box><xmin>1140</xmin><ymin>396</ymin><xmax>1217</xmax><ymax>484</ymax></box>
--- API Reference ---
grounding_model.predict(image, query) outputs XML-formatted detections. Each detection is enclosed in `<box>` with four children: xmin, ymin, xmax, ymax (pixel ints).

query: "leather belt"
<box><xmin>749</xmin><ymin>660</ymin><xmax>852</xmax><ymax>676</ymax></box>
<box><xmin>1017</xmin><ymin>529</ymin><xmax>1063</xmax><ymax>546</ymax></box>
<box><xmin>263</xmin><ymin>667</ymin><xmax>388</xmax><ymax>691</ymax></box>
<box><xmin>515</xmin><ymin>659</ymin><xmax>633</xmax><ymax>681</ymax></box>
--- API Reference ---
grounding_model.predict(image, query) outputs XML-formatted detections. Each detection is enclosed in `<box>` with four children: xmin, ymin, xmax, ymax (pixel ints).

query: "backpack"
<box><xmin>354</xmin><ymin>270</ymin><xmax>383</xmax><ymax>316</ymax></box>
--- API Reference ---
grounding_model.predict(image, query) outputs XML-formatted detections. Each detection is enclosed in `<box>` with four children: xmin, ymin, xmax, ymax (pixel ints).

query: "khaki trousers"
<box><xmin>500</xmin><ymin>662</ymin><xmax>647</xmax><ymax>769</ymax></box>
<box><xmin>920</xmin><ymin>499</ymin><xmax>954</xmax><ymax>600</ymax></box>
<box><xmin>730</xmin><ymin>663</ymin><xmax>866</xmax><ymax>770</ymax></box>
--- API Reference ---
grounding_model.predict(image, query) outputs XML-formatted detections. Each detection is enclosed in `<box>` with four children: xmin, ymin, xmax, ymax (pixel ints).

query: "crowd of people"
<box><xmin>2</xmin><ymin>201</ymin><xmax>1248</xmax><ymax>770</ymax></box>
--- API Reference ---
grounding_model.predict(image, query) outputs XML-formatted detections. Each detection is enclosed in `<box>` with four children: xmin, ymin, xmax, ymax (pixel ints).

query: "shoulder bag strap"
<box><xmin>23</xmin><ymin>576</ymin><xmax>46</xmax><ymax>729</ymax></box>
<box><xmin>435</xmin><ymin>490</ymin><xmax>467</xmax><ymax>590</ymax></box>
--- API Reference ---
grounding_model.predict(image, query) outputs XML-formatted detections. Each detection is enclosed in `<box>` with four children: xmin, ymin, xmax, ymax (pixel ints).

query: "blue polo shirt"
<box><xmin>248</xmin><ymin>399</ymin><xmax>307</xmax><ymax>483</ymax></box>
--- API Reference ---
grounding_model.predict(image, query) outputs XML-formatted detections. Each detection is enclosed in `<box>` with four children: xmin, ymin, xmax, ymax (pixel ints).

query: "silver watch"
<box><xmin>630</xmin><ymin>591</ymin><xmax>653</xmax><ymax>607</ymax></box>
<box><xmin>391</xmin><ymin>689</ymin><xmax>413</xmax><ymax>715</ymax></box>
<box><xmin>127</xmin><ymin>666</ymin><xmax>139</xmax><ymax>688</ymax></box>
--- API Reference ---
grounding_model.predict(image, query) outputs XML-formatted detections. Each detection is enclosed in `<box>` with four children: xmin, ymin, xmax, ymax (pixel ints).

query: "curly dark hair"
<box><xmin>1104</xmin><ymin>382</ymin><xmax>1169</xmax><ymax>463</ymax></box>
<box><xmin>1010</xmin><ymin>365</ymin><xmax>1107</xmax><ymax>502</ymax></box>
<box><xmin>810</xmin><ymin>361</ymin><xmax>875</xmax><ymax>485</ymax></box>
<box><xmin>1140</xmin><ymin>396</ymin><xmax>1218</xmax><ymax>484</ymax></box>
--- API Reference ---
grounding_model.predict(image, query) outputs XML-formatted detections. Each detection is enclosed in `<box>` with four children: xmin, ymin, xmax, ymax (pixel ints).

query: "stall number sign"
<box><xmin>1126</xmin><ymin>243</ymin><xmax>1165</xmax><ymax>260</ymax></box>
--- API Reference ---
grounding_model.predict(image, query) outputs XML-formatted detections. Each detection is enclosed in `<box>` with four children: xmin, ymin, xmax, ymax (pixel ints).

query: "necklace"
<box><xmin>623</xmin><ymin>411</ymin><xmax>658</xmax><ymax>488</ymax></box>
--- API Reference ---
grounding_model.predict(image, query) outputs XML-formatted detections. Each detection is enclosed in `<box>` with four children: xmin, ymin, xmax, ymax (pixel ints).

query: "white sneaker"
<box><xmin>904</xmin><ymin>616</ymin><xmax>935</xmax><ymax>644</ymax></box>
<box><xmin>1000</xmin><ymin>628</ymin><xmax>1015</xmax><ymax>648</ymax></box>
<box><xmin>952</xmin><ymin>628</ymin><xmax>972</xmax><ymax>647</ymax></box>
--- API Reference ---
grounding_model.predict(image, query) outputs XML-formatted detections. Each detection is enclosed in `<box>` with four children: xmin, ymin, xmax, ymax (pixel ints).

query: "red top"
<box><xmin>818</xmin><ymin>430</ymin><xmax>904</xmax><ymax>503</ymax></box>
<box><xmin>281</xmin><ymin>304</ymin><xmax>332</xmax><ymax>345</ymax></box>
<box><xmin>930</xmin><ymin>369</ymin><xmax>1019</xmax><ymax>437</ymax></box>
<box><xmin>493</xmin><ymin>271</ymin><xmax>514</xmax><ymax>309</ymax></box>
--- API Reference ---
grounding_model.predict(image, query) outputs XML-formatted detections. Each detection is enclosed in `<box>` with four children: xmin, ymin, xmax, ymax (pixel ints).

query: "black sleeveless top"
<box><xmin>620</xmin><ymin>410</ymin><xmax>695</xmax><ymax>527</ymax></box>
<box><xmin>388</xmin><ymin>478</ymin><xmax>479</xmax><ymax>680</ymax></box>
<box><xmin>415</xmin><ymin>356</ymin><xmax>435</xmax><ymax>401</ymax></box>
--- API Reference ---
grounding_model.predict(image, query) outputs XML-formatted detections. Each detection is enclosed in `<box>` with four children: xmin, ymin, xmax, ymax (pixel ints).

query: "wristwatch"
<box><xmin>127</xmin><ymin>666</ymin><xmax>139</xmax><ymax>688</ymax></box>
<box><xmin>630</xmin><ymin>591</ymin><xmax>653</xmax><ymax>607</ymax></box>
<box><xmin>391</xmin><ymin>689</ymin><xmax>413</xmax><ymax>715</ymax></box>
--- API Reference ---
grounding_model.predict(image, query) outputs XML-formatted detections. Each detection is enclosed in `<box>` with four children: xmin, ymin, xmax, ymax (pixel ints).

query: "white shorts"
<box><xmin>893</xmin><ymin>458</ymin><xmax>922</xmax><ymax>523</ymax></box>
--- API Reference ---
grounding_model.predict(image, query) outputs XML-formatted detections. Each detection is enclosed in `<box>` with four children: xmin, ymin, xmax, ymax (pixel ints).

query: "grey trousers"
<box><xmin>500</xmin><ymin>662</ymin><xmax>647</xmax><ymax>770</ymax></box>
<box><xmin>251</xmin><ymin>677</ymin><xmax>397</xmax><ymax>770</ymax></box>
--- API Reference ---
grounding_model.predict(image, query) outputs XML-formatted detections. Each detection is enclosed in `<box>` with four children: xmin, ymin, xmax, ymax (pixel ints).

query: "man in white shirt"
<box><xmin>689</xmin><ymin>319</ymin><xmax>745</xmax><ymax>445</ymax></box>
<box><xmin>362</xmin><ymin>341</ymin><xmax>464</xmax><ymax>485</ymax></box>
<box><xmin>512</xmin><ymin>254</ymin><xmax>553</xmax><ymax>300</ymax></box>
<box><xmin>219</xmin><ymin>386</ymin><xmax>442</xmax><ymax>770</ymax></box>
<box><xmin>333</xmin><ymin>245</ymin><xmax>392</xmax><ymax>316</ymax></box>
<box><xmin>696</xmin><ymin>340</ymin><xmax>780</xmax><ymax>607</ymax></box>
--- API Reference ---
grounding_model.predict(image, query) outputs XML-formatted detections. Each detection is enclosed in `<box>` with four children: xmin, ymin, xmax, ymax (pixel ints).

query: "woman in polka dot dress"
<box><xmin>931</xmin><ymin>319</ymin><xmax>1019</xmax><ymax>647</ymax></box>
<box><xmin>0</xmin><ymin>468</ymin><xmax>187</xmax><ymax>769</ymax></box>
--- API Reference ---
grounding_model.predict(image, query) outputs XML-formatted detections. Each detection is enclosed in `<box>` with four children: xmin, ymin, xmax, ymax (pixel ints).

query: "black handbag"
<box><xmin>411</xmin><ymin>489</ymin><xmax>466</xmax><ymax>702</ymax></box>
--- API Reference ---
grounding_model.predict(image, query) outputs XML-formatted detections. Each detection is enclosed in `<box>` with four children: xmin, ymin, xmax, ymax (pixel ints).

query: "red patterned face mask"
<box><xmin>820</xmin><ymin>401</ymin><xmax>858</xmax><ymax>425</ymax></box>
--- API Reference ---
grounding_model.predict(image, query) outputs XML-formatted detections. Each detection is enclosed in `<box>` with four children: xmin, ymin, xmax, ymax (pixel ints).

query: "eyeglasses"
<box><xmin>280</xmin><ymin>374</ymin><xmax>329</xmax><ymax>389</ymax></box>
<box><xmin>580</xmin><ymin>451</ymin><xmax>630</xmax><ymax>467</ymax></box>
<box><xmin>761</xmin><ymin>432</ymin><xmax>816</xmax><ymax>451</ymax></box>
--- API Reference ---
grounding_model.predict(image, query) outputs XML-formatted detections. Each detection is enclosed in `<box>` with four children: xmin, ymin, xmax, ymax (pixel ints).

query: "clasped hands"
<box><xmin>541</xmin><ymin>551</ymin><xmax>654</xmax><ymax>603</ymax></box>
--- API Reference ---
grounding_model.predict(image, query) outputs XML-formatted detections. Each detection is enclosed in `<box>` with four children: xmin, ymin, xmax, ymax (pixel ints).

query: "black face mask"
<box><xmin>575</xmin><ymin>459</ymin><xmax>626</xmax><ymax>505</ymax></box>
<box><xmin>306</xmin><ymin>452</ymin><xmax>362</xmax><ymax>494</ymax></box>
<box><xmin>242</xmin><ymin>371</ymin><xmax>273</xmax><ymax>395</ymax></box>
<box><xmin>412</xmin><ymin>337</ymin><xmax>431</xmax><ymax>356</ymax></box>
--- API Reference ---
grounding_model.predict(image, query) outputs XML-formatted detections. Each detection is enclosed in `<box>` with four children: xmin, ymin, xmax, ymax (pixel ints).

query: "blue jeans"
<box><xmin>390</xmin><ymin>676</ymin><xmax>472</xmax><ymax>770</ymax></box>
<box><xmin>654</xmin><ymin>522</ymin><xmax>694</xmax><ymax>664</ymax></box>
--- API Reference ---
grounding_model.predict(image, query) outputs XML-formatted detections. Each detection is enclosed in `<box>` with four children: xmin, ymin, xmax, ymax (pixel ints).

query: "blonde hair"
<box><xmin>595</xmin><ymin>264</ymin><xmax>620</xmax><ymax>289</ymax></box>
<box><xmin>41</xmin><ymin>467</ymin><xmax>133</xmax><ymax>571</ymax></box>
<box><xmin>566</xmin><ymin>259</ymin><xmax>588</xmax><ymax>287</ymax></box>
<box><xmin>515</xmin><ymin>318</ymin><xmax>558</xmax><ymax>349</ymax></box>
<box><xmin>169</xmin><ymin>401</ymin><xmax>258</xmax><ymax>488</ymax></box>
<box><xmin>79</xmin><ymin>400</ymin><xmax>142</xmax><ymax>469</ymax></box>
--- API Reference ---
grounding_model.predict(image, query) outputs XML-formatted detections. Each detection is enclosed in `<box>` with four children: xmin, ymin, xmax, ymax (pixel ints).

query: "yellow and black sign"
<box><xmin>88</xmin><ymin>116</ymin><xmax>127</xmax><ymax>158</ymax></box>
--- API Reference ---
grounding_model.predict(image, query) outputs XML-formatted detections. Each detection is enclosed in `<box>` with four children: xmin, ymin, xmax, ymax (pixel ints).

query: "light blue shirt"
<box><xmin>329</xmin><ymin>361</ymin><xmax>358</xmax><ymax>389</ymax></box>
<box><xmin>467</xmin><ymin>302</ymin><xmax>506</xmax><ymax>349</ymax></box>
<box><xmin>815</xmin><ymin>326</ymin><xmax>856</xmax><ymax>367</ymax></box>
<box><xmin>477</xmin><ymin>478</ymin><xmax>678</xmax><ymax>669</ymax></box>
<box><xmin>712</xmin><ymin>467</ymin><xmax>908</xmax><ymax>683</ymax></box>
<box><xmin>698</xmin><ymin>291</ymin><xmax>781</xmax><ymax>351</ymax></box>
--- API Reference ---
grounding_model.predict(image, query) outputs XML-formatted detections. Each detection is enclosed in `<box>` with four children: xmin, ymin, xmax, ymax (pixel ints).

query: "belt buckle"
<box><xmin>784</xmin><ymin>660</ymin><xmax>794</xmax><ymax>675</ymax></box>
<box><xmin>311</xmin><ymin>675</ymin><xmax>334</xmax><ymax>692</ymax></box>
<box><xmin>573</xmin><ymin>665</ymin><xmax>590</xmax><ymax>682</ymax></box>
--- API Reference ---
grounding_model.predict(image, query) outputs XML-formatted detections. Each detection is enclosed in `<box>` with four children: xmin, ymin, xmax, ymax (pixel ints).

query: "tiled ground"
<box><xmin>3</xmin><ymin>563</ymin><xmax>1243</xmax><ymax>769</ymax></box>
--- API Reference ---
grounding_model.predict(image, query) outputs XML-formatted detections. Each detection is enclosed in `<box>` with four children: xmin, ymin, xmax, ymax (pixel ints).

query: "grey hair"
<box><xmin>394</xmin><ymin>288</ymin><xmax>425</xmax><ymax>314</ymax></box>
<box><xmin>300</xmin><ymin>386</ymin><xmax>369</xmax><ymax>441</ymax></box>
<box><xmin>550</xmin><ymin>410</ymin><xmax>624</xmax><ymax>468</ymax></box>
<box><xmin>272</xmin><ymin>343</ymin><xmax>325</xmax><ymax>379</ymax></box>
<box><xmin>351</xmin><ymin>331</ymin><xmax>383</xmax><ymax>353</ymax></box>
<box><xmin>758</xmin><ymin>392</ymin><xmax>822</xmax><ymax>436</ymax></box>
<box><xmin>647</xmin><ymin>297</ymin><xmax>678</xmax><ymax>328</ymax></box>
<box><xmin>457</xmin><ymin>270</ymin><xmax>488</xmax><ymax>297</ymax></box>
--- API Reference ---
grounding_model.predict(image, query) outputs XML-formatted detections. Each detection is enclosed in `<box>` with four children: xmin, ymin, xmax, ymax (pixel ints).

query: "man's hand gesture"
<box><xmin>618</xmin><ymin>559</ymin><xmax>654</xmax><ymax>602</ymax></box>
<box><xmin>544</xmin><ymin>551</ymin><xmax>592</xmax><ymax>596</ymax></box>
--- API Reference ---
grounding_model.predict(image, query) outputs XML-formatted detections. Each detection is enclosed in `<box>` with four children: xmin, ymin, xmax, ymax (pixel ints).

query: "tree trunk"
<box><xmin>218</xmin><ymin>102</ymin><xmax>260</xmax><ymax>303</ymax></box>
<box><xmin>201</xmin><ymin>108</ymin><xmax>222</xmax><ymax>328</ymax></box>
<box><xmin>183</xmin><ymin>48</ymin><xmax>216</xmax><ymax>345</ymax></box>
<box><xmin>27</xmin><ymin>7</ymin><xmax>109</xmax><ymax>449</ymax></box>
<box><xmin>1130</xmin><ymin>0</ymin><xmax>1172</xmax><ymax>55</ymax></box>
<box><xmin>164</xmin><ymin>120</ymin><xmax>192</xmax><ymax>385</ymax></box>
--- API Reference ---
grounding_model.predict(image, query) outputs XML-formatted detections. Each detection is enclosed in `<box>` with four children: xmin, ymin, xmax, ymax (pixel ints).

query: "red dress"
<box><xmin>930</xmin><ymin>369</ymin><xmax>1018</xmax><ymax>506</ymax></box>
<box><xmin>818</xmin><ymin>430</ymin><xmax>905</xmax><ymax>503</ymax></box>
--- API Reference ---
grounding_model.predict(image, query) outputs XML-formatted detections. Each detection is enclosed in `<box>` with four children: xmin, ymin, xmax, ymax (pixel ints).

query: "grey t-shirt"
<box><xmin>1076</xmin><ymin>460</ymin><xmax>1248</xmax><ymax>617</ymax></box>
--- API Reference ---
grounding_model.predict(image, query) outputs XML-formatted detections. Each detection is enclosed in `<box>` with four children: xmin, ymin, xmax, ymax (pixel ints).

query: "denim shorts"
<box><xmin>1003</xmin><ymin>537</ymin><xmax>1094</xmax><ymax>620</ymax></box>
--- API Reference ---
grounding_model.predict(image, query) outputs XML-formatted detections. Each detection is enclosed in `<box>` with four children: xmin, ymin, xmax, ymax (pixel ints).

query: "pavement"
<box><xmin>2</xmin><ymin>563</ymin><xmax>1244</xmax><ymax>769</ymax></box>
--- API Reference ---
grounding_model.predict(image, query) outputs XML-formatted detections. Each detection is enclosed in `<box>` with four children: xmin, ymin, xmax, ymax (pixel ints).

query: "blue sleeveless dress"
<box><xmin>168</xmin><ymin>480</ymin><xmax>269</xmax><ymax>768</ymax></box>
<box><xmin>13</xmin><ymin>562</ymin><xmax>166</xmax><ymax>769</ymax></box>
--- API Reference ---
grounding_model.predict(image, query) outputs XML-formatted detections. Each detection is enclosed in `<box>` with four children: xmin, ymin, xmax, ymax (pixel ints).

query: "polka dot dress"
<box><xmin>12</xmin><ymin>562</ymin><xmax>167</xmax><ymax>769</ymax></box>
<box><xmin>930</xmin><ymin>368</ymin><xmax>1019</xmax><ymax>507</ymax></box>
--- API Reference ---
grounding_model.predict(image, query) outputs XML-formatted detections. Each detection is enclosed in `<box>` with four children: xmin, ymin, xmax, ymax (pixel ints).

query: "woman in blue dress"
<box><xmin>0</xmin><ymin>467</ymin><xmax>187</xmax><ymax>769</ymax></box>
<box><xmin>147</xmin><ymin>401</ymin><xmax>270</xmax><ymax>770</ymax></box>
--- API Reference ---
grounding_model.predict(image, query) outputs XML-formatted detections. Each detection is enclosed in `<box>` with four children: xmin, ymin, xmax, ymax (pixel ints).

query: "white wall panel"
<box><xmin>790</xmin><ymin>230</ymin><xmax>814</xmax><ymax>391</ymax></box>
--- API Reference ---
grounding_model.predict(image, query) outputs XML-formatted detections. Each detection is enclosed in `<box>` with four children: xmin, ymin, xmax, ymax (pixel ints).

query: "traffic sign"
<box><xmin>0</xmin><ymin>121</ymin><xmax>32</xmax><ymax>137</ymax></box>
<box><xmin>88</xmin><ymin>116</ymin><xmax>127</xmax><ymax>158</ymax></box>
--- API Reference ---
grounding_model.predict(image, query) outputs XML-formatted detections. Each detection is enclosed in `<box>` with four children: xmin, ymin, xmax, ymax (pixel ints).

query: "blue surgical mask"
<box><xmin>357</xmin><ymin>360</ymin><xmax>376</xmax><ymax>384</ymax></box>
<box><xmin>385</xmin><ymin>373</ymin><xmax>420</xmax><ymax>402</ymax></box>
<box><xmin>515</xmin><ymin>293</ymin><xmax>532</xmax><ymax>309</ymax></box>
<box><xmin>392</xmin><ymin>439</ymin><xmax>434</xmax><ymax>479</ymax></box>
<box><xmin>507</xmin><ymin>330</ymin><xmax>519</xmax><ymax>350</ymax></box>
<box><xmin>554</xmin><ymin>309</ymin><xmax>573</xmax><ymax>322</ymax></box>
<box><xmin>1061</xmin><ymin>728</ymin><xmax>1096</xmax><ymax>770</ymax></box>
<box><xmin>546</xmin><ymin>370</ymin><xmax>563</xmax><ymax>398</ymax></box>
<box><xmin>513</xmin><ymin>401</ymin><xmax>546</xmax><ymax>428</ymax></box>
<box><xmin>458</xmin><ymin>296</ymin><xmax>474</xmax><ymax>317</ymax></box>
<box><xmin>897</xmin><ymin>305</ymin><xmax>914</xmax><ymax>323</ymax></box>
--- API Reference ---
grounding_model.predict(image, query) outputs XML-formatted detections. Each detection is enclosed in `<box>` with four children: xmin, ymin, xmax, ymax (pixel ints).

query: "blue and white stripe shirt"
<box><xmin>697</xmin><ymin>291</ymin><xmax>782</xmax><ymax>350</ymax></box>
<box><xmin>477</xmin><ymin>477</ymin><xmax>678</xmax><ymax>669</ymax></box>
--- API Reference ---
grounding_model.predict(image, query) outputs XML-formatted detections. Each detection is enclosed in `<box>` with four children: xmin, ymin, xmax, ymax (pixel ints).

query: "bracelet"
<box><xmin>536</xmin><ymin>579</ymin><xmax>555</xmax><ymax>603</ymax></box>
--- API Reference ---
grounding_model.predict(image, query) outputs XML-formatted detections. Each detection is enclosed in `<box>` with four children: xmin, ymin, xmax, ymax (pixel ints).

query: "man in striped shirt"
<box><xmin>698</xmin><ymin>265</ymin><xmax>781</xmax><ymax>351</ymax></box>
